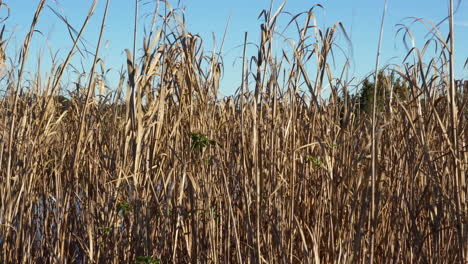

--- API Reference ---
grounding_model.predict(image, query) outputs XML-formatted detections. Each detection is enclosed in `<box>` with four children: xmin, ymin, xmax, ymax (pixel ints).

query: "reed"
<box><xmin>0</xmin><ymin>0</ymin><xmax>466</xmax><ymax>263</ymax></box>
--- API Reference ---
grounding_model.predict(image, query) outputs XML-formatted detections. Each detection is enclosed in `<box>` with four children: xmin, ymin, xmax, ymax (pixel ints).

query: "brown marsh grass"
<box><xmin>0</xmin><ymin>0</ymin><xmax>467</xmax><ymax>263</ymax></box>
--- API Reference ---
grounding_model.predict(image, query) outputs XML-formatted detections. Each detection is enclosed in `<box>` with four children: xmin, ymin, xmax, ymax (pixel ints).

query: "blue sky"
<box><xmin>3</xmin><ymin>0</ymin><xmax>468</xmax><ymax>96</ymax></box>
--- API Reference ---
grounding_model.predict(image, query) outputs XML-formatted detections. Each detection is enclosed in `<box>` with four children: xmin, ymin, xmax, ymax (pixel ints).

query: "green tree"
<box><xmin>358</xmin><ymin>71</ymin><xmax>408</xmax><ymax>115</ymax></box>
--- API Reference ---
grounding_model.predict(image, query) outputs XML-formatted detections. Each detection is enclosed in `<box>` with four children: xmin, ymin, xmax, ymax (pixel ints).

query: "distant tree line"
<box><xmin>353</xmin><ymin>71</ymin><xmax>468</xmax><ymax>116</ymax></box>
<box><xmin>355</xmin><ymin>71</ymin><xmax>409</xmax><ymax>115</ymax></box>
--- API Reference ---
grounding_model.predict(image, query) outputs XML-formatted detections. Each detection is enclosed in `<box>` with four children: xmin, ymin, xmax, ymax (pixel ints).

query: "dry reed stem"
<box><xmin>0</xmin><ymin>1</ymin><xmax>466</xmax><ymax>263</ymax></box>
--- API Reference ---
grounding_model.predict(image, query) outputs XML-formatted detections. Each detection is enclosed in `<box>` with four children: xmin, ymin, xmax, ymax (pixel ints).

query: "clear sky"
<box><xmin>2</xmin><ymin>0</ymin><xmax>468</xmax><ymax>96</ymax></box>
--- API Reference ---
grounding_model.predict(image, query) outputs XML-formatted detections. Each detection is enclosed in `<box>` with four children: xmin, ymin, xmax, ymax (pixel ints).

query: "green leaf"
<box><xmin>306</xmin><ymin>156</ymin><xmax>325</xmax><ymax>169</ymax></box>
<box><xmin>116</xmin><ymin>201</ymin><xmax>132</xmax><ymax>217</ymax></box>
<box><xmin>136</xmin><ymin>256</ymin><xmax>160</xmax><ymax>264</ymax></box>
<box><xmin>191</xmin><ymin>133</ymin><xmax>215</xmax><ymax>153</ymax></box>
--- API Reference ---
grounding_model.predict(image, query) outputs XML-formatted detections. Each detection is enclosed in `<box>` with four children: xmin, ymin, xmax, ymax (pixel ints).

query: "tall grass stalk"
<box><xmin>370</xmin><ymin>0</ymin><xmax>388</xmax><ymax>262</ymax></box>
<box><xmin>448</xmin><ymin>0</ymin><xmax>465</xmax><ymax>262</ymax></box>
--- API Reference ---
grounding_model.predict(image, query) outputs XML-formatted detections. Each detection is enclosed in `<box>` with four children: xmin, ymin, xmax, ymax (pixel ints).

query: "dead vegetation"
<box><xmin>0</xmin><ymin>0</ymin><xmax>466</xmax><ymax>263</ymax></box>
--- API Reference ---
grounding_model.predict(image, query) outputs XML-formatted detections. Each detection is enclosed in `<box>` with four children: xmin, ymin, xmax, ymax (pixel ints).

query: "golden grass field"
<box><xmin>0</xmin><ymin>0</ymin><xmax>467</xmax><ymax>263</ymax></box>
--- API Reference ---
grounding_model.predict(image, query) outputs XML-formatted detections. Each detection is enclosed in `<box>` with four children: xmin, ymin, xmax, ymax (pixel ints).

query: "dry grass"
<box><xmin>0</xmin><ymin>1</ymin><xmax>467</xmax><ymax>263</ymax></box>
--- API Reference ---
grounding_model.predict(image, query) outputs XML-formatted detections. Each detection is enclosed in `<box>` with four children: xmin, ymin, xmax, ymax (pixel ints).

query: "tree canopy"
<box><xmin>358</xmin><ymin>71</ymin><xmax>409</xmax><ymax>114</ymax></box>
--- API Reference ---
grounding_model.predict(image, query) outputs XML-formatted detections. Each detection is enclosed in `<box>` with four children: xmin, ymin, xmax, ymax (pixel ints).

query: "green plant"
<box><xmin>116</xmin><ymin>201</ymin><xmax>132</xmax><ymax>217</ymax></box>
<box><xmin>306</xmin><ymin>156</ymin><xmax>325</xmax><ymax>170</ymax></box>
<box><xmin>190</xmin><ymin>132</ymin><xmax>215</xmax><ymax>153</ymax></box>
<box><xmin>135</xmin><ymin>256</ymin><xmax>160</xmax><ymax>264</ymax></box>
<box><xmin>358</xmin><ymin>71</ymin><xmax>408</xmax><ymax>114</ymax></box>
